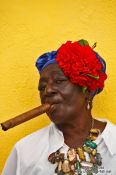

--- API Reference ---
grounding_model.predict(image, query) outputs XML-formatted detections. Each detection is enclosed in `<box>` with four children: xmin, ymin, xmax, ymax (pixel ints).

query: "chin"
<box><xmin>48</xmin><ymin>114</ymin><xmax>60</xmax><ymax>124</ymax></box>
<box><xmin>49</xmin><ymin>112</ymin><xmax>69</xmax><ymax>125</ymax></box>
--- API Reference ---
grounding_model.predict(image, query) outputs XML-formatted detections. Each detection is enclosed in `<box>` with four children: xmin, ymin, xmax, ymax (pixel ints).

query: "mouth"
<box><xmin>48</xmin><ymin>104</ymin><xmax>56</xmax><ymax>113</ymax></box>
<box><xmin>43</xmin><ymin>98</ymin><xmax>62</xmax><ymax>115</ymax></box>
<box><xmin>45</xmin><ymin>102</ymin><xmax>60</xmax><ymax>114</ymax></box>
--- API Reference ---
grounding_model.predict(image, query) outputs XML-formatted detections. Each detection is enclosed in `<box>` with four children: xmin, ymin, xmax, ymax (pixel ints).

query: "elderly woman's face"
<box><xmin>38</xmin><ymin>64</ymin><xmax>88</xmax><ymax>124</ymax></box>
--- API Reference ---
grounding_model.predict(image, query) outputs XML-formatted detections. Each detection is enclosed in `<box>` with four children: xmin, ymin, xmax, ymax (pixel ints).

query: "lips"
<box><xmin>44</xmin><ymin>100</ymin><xmax>61</xmax><ymax>114</ymax></box>
<box><xmin>48</xmin><ymin>104</ymin><xmax>56</xmax><ymax>113</ymax></box>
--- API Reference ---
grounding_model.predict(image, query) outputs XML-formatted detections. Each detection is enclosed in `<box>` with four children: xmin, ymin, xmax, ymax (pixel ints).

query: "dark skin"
<box><xmin>38</xmin><ymin>64</ymin><xmax>106</xmax><ymax>148</ymax></box>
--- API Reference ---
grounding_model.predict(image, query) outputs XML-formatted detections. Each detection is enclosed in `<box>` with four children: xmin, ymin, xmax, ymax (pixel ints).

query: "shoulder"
<box><xmin>99</xmin><ymin>119</ymin><xmax>116</xmax><ymax>155</ymax></box>
<box><xmin>2</xmin><ymin>124</ymin><xmax>56</xmax><ymax>174</ymax></box>
<box><xmin>14</xmin><ymin>124</ymin><xmax>52</xmax><ymax>153</ymax></box>
<box><xmin>95</xmin><ymin>118</ymin><xmax>116</xmax><ymax>132</ymax></box>
<box><xmin>103</xmin><ymin>120</ymin><xmax>116</xmax><ymax>140</ymax></box>
<box><xmin>96</xmin><ymin>118</ymin><xmax>116</xmax><ymax>137</ymax></box>
<box><xmin>100</xmin><ymin>119</ymin><xmax>116</xmax><ymax>133</ymax></box>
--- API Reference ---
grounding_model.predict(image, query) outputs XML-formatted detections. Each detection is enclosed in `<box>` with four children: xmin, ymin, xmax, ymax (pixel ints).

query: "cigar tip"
<box><xmin>0</xmin><ymin>124</ymin><xmax>2</xmax><ymax>130</ymax></box>
<box><xmin>43</xmin><ymin>103</ymin><xmax>51</xmax><ymax>108</ymax></box>
<box><xmin>42</xmin><ymin>103</ymin><xmax>51</xmax><ymax>112</ymax></box>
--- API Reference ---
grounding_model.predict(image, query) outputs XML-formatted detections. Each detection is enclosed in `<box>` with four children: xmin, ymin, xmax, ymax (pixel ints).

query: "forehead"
<box><xmin>40</xmin><ymin>63</ymin><xmax>65</xmax><ymax>78</ymax></box>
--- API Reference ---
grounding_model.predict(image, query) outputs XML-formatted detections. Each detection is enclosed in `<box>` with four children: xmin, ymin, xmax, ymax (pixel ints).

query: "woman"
<box><xmin>2</xmin><ymin>39</ymin><xmax>116</xmax><ymax>175</ymax></box>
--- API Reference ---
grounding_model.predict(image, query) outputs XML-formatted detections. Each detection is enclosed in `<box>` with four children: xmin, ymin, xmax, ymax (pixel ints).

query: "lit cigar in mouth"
<box><xmin>0</xmin><ymin>103</ymin><xmax>51</xmax><ymax>131</ymax></box>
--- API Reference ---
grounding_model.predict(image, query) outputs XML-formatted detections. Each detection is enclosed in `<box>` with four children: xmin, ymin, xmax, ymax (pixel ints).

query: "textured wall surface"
<box><xmin>0</xmin><ymin>0</ymin><xmax>116</xmax><ymax>173</ymax></box>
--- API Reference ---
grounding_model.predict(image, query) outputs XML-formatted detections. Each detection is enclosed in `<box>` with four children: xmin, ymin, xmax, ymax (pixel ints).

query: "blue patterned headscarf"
<box><xmin>36</xmin><ymin>51</ymin><xmax>57</xmax><ymax>73</ymax></box>
<box><xmin>35</xmin><ymin>41</ymin><xmax>107</xmax><ymax>97</ymax></box>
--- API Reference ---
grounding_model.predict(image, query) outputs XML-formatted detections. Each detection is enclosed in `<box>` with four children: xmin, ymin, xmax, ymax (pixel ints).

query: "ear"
<box><xmin>84</xmin><ymin>89</ymin><xmax>93</xmax><ymax>101</ymax></box>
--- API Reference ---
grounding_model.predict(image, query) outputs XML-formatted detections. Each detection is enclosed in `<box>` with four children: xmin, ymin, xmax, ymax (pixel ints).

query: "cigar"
<box><xmin>0</xmin><ymin>103</ymin><xmax>51</xmax><ymax>131</ymax></box>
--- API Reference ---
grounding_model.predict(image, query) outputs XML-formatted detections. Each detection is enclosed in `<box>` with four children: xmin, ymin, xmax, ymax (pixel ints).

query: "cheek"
<box><xmin>61</xmin><ymin>86</ymin><xmax>78</xmax><ymax>102</ymax></box>
<box><xmin>62</xmin><ymin>86</ymin><xmax>86</xmax><ymax>108</ymax></box>
<box><xmin>39</xmin><ymin>92</ymin><xmax>45</xmax><ymax>103</ymax></box>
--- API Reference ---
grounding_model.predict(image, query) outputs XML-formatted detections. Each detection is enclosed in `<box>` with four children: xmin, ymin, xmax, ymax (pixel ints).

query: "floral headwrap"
<box><xmin>36</xmin><ymin>40</ymin><xmax>107</xmax><ymax>96</ymax></box>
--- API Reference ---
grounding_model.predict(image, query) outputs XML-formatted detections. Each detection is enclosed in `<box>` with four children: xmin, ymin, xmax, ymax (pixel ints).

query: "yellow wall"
<box><xmin>0</xmin><ymin>0</ymin><xmax>116</xmax><ymax>173</ymax></box>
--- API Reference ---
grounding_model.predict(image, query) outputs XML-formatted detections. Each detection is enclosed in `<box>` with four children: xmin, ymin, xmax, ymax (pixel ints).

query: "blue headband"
<box><xmin>36</xmin><ymin>51</ymin><xmax>57</xmax><ymax>73</ymax></box>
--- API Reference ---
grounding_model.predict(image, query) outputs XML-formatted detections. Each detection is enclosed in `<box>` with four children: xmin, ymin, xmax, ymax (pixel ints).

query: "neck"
<box><xmin>56</xmin><ymin>112</ymin><xmax>93</xmax><ymax>148</ymax></box>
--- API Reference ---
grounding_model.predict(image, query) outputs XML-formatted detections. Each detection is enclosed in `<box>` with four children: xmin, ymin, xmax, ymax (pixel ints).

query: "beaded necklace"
<box><xmin>48</xmin><ymin>119</ymin><xmax>102</xmax><ymax>175</ymax></box>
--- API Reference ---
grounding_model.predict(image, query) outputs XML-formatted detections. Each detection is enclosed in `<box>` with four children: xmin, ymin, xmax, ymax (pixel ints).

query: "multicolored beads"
<box><xmin>90</xmin><ymin>129</ymin><xmax>100</xmax><ymax>134</ymax></box>
<box><xmin>68</xmin><ymin>148</ymin><xmax>77</xmax><ymax>163</ymax></box>
<box><xmin>48</xmin><ymin>128</ymin><xmax>102</xmax><ymax>175</ymax></box>
<box><xmin>84</xmin><ymin>140</ymin><xmax>97</xmax><ymax>149</ymax></box>
<box><xmin>75</xmin><ymin>161</ymin><xmax>81</xmax><ymax>175</ymax></box>
<box><xmin>77</xmin><ymin>147</ymin><xmax>86</xmax><ymax>161</ymax></box>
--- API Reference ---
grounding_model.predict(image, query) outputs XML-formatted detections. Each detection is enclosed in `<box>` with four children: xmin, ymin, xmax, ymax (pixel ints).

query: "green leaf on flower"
<box><xmin>78</xmin><ymin>39</ymin><xmax>89</xmax><ymax>46</ymax></box>
<box><xmin>82</xmin><ymin>86</ymin><xmax>87</xmax><ymax>93</ymax></box>
<box><xmin>87</xmin><ymin>74</ymin><xmax>99</xmax><ymax>80</ymax></box>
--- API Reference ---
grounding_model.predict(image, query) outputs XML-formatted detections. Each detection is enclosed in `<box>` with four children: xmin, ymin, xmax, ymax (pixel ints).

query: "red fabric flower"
<box><xmin>55</xmin><ymin>41</ymin><xmax>107</xmax><ymax>92</ymax></box>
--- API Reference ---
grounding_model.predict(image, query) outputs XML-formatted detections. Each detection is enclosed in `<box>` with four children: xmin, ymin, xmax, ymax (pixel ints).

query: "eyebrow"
<box><xmin>39</xmin><ymin>77</ymin><xmax>47</xmax><ymax>82</ymax></box>
<box><xmin>40</xmin><ymin>71</ymin><xmax>65</xmax><ymax>82</ymax></box>
<box><xmin>52</xmin><ymin>71</ymin><xmax>65</xmax><ymax>76</ymax></box>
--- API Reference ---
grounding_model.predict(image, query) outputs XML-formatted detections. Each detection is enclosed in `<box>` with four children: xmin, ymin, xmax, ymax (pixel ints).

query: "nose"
<box><xmin>45</xmin><ymin>82</ymin><xmax>57</xmax><ymax>97</ymax></box>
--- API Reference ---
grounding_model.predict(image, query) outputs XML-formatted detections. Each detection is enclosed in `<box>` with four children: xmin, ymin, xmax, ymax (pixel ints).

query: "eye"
<box><xmin>55</xmin><ymin>78</ymin><xmax>67</xmax><ymax>84</ymax></box>
<box><xmin>38</xmin><ymin>85</ymin><xmax>46</xmax><ymax>91</ymax></box>
<box><xmin>56</xmin><ymin>80</ymin><xmax>62</xmax><ymax>84</ymax></box>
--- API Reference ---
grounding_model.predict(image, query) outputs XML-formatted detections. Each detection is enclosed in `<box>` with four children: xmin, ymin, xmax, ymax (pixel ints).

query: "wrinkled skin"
<box><xmin>38</xmin><ymin>64</ymin><xmax>90</xmax><ymax>124</ymax></box>
<box><xmin>38</xmin><ymin>63</ymin><xmax>106</xmax><ymax>147</ymax></box>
